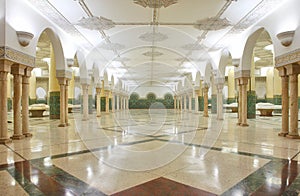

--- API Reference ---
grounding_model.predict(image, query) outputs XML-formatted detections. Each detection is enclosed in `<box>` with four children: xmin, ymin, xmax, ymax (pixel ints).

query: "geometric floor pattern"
<box><xmin>1</xmin><ymin>109</ymin><xmax>300</xmax><ymax>195</ymax></box>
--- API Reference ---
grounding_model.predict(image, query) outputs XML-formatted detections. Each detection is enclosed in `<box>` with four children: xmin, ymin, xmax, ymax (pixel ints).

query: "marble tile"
<box><xmin>0</xmin><ymin>170</ymin><xmax>28</xmax><ymax>196</ymax></box>
<box><xmin>0</xmin><ymin>148</ymin><xmax>24</xmax><ymax>165</ymax></box>
<box><xmin>52</xmin><ymin>153</ymin><xmax>159</xmax><ymax>195</ymax></box>
<box><xmin>164</xmin><ymin>150</ymin><xmax>270</xmax><ymax>195</ymax></box>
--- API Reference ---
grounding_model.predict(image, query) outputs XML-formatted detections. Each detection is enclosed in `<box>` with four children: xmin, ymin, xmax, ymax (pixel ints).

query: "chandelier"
<box><xmin>134</xmin><ymin>0</ymin><xmax>178</xmax><ymax>8</ymax></box>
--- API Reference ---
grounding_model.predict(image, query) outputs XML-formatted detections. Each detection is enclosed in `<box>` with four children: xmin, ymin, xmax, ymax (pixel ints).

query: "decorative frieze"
<box><xmin>0</xmin><ymin>46</ymin><xmax>35</xmax><ymax>67</ymax></box>
<box><xmin>275</xmin><ymin>48</ymin><xmax>300</xmax><ymax>67</ymax></box>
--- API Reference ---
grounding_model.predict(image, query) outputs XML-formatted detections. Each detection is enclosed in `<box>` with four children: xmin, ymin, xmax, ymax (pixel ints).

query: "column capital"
<box><xmin>57</xmin><ymin>77</ymin><xmax>67</xmax><ymax>85</ymax></box>
<box><xmin>276</xmin><ymin>66</ymin><xmax>287</xmax><ymax>77</ymax></box>
<box><xmin>11</xmin><ymin>64</ymin><xmax>26</xmax><ymax>75</ymax></box>
<box><xmin>234</xmin><ymin>70</ymin><xmax>250</xmax><ymax>79</ymax></box>
<box><xmin>285</xmin><ymin>63</ymin><xmax>300</xmax><ymax>76</ymax></box>
<box><xmin>23</xmin><ymin>66</ymin><xmax>33</xmax><ymax>77</ymax></box>
<box><xmin>237</xmin><ymin>77</ymin><xmax>249</xmax><ymax>85</ymax></box>
<box><xmin>96</xmin><ymin>87</ymin><xmax>101</xmax><ymax>94</ymax></box>
<box><xmin>0</xmin><ymin>59</ymin><xmax>12</xmax><ymax>73</ymax></box>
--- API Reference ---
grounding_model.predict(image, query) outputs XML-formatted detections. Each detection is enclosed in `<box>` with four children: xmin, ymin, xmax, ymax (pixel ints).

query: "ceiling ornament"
<box><xmin>143</xmin><ymin>51</ymin><xmax>163</xmax><ymax>57</ymax></box>
<box><xmin>134</xmin><ymin>0</ymin><xmax>178</xmax><ymax>8</ymax></box>
<box><xmin>139</xmin><ymin>32</ymin><xmax>168</xmax><ymax>42</ymax></box>
<box><xmin>194</xmin><ymin>17</ymin><xmax>231</xmax><ymax>31</ymax></box>
<box><xmin>76</xmin><ymin>16</ymin><xmax>115</xmax><ymax>31</ymax></box>
<box><xmin>98</xmin><ymin>43</ymin><xmax>125</xmax><ymax>51</ymax></box>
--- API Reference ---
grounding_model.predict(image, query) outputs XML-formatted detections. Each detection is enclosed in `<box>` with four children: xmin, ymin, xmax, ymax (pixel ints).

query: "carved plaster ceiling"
<box><xmin>139</xmin><ymin>32</ymin><xmax>168</xmax><ymax>42</ymax></box>
<box><xmin>76</xmin><ymin>16</ymin><xmax>115</xmax><ymax>31</ymax></box>
<box><xmin>133</xmin><ymin>0</ymin><xmax>178</xmax><ymax>8</ymax></box>
<box><xmin>26</xmin><ymin>0</ymin><xmax>287</xmax><ymax>89</ymax></box>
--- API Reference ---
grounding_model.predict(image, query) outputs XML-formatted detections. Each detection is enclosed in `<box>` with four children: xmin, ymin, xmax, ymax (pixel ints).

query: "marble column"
<box><xmin>227</xmin><ymin>68</ymin><xmax>235</xmax><ymax>103</ymax></box>
<box><xmin>188</xmin><ymin>95</ymin><xmax>192</xmax><ymax>112</ymax></box>
<box><xmin>174</xmin><ymin>96</ymin><xmax>177</xmax><ymax>109</ymax></box>
<box><xmin>58</xmin><ymin>78</ymin><xmax>66</xmax><ymax>127</ymax></box>
<box><xmin>11</xmin><ymin>64</ymin><xmax>25</xmax><ymax>139</ymax></box>
<box><xmin>194</xmin><ymin>91</ymin><xmax>199</xmax><ymax>113</ymax></box>
<box><xmin>126</xmin><ymin>97</ymin><xmax>129</xmax><ymax>110</ymax></box>
<box><xmin>236</xmin><ymin>78</ymin><xmax>242</xmax><ymax>125</ymax></box>
<box><xmin>105</xmin><ymin>91</ymin><xmax>110</xmax><ymax>113</ymax></box>
<box><xmin>0</xmin><ymin>60</ymin><xmax>12</xmax><ymax>144</ymax></box>
<box><xmin>240</xmin><ymin>77</ymin><xmax>249</xmax><ymax>127</ymax></box>
<box><xmin>266</xmin><ymin>68</ymin><xmax>274</xmax><ymax>103</ymax></box>
<box><xmin>22</xmin><ymin>67</ymin><xmax>32</xmax><ymax>137</ymax></box>
<box><xmin>82</xmin><ymin>84</ymin><xmax>89</xmax><ymax>121</ymax></box>
<box><xmin>217</xmin><ymin>82</ymin><xmax>224</xmax><ymax>120</ymax></box>
<box><xmin>96</xmin><ymin>87</ymin><xmax>101</xmax><ymax>117</ymax></box>
<box><xmin>111</xmin><ymin>93</ymin><xmax>115</xmax><ymax>112</ymax></box>
<box><xmin>184</xmin><ymin>95</ymin><xmax>187</xmax><ymax>111</ymax></box>
<box><xmin>277</xmin><ymin>67</ymin><xmax>289</xmax><ymax>136</ymax></box>
<box><xmin>65</xmin><ymin>80</ymin><xmax>69</xmax><ymax>126</ymax></box>
<box><xmin>286</xmin><ymin>64</ymin><xmax>300</xmax><ymax>139</ymax></box>
<box><xmin>203</xmin><ymin>85</ymin><xmax>209</xmax><ymax>117</ymax></box>
<box><xmin>116</xmin><ymin>95</ymin><xmax>120</xmax><ymax>111</ymax></box>
<box><xmin>29</xmin><ymin>72</ymin><xmax>36</xmax><ymax>105</ymax></box>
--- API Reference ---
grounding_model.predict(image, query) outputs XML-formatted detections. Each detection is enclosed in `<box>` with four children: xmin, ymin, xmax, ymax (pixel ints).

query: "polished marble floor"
<box><xmin>1</xmin><ymin>109</ymin><xmax>300</xmax><ymax>195</ymax></box>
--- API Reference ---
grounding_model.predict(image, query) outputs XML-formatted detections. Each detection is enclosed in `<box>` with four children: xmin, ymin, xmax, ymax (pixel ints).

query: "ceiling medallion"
<box><xmin>76</xmin><ymin>16</ymin><xmax>115</xmax><ymax>31</ymax></box>
<box><xmin>99</xmin><ymin>43</ymin><xmax>125</xmax><ymax>51</ymax></box>
<box><xmin>181</xmin><ymin>43</ymin><xmax>207</xmax><ymax>51</ymax></box>
<box><xmin>143</xmin><ymin>51</ymin><xmax>163</xmax><ymax>57</ymax></box>
<box><xmin>139</xmin><ymin>32</ymin><xmax>168</xmax><ymax>42</ymax></box>
<box><xmin>194</xmin><ymin>17</ymin><xmax>231</xmax><ymax>31</ymax></box>
<box><xmin>134</xmin><ymin>0</ymin><xmax>178</xmax><ymax>8</ymax></box>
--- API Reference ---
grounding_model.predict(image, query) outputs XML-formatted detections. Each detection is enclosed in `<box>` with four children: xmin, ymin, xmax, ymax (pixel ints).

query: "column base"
<box><xmin>66</xmin><ymin>123</ymin><xmax>70</xmax><ymax>126</ymax></box>
<box><xmin>58</xmin><ymin>123</ymin><xmax>66</xmax><ymax>127</ymax></box>
<box><xmin>203</xmin><ymin>114</ymin><xmax>209</xmax><ymax>117</ymax></box>
<box><xmin>23</xmin><ymin>133</ymin><xmax>33</xmax><ymax>137</ymax></box>
<box><xmin>286</xmin><ymin>134</ymin><xmax>300</xmax><ymax>139</ymax></box>
<box><xmin>240</xmin><ymin>123</ymin><xmax>249</xmax><ymax>127</ymax></box>
<box><xmin>278</xmin><ymin>132</ymin><xmax>288</xmax><ymax>137</ymax></box>
<box><xmin>11</xmin><ymin>134</ymin><xmax>25</xmax><ymax>140</ymax></box>
<box><xmin>96</xmin><ymin>115</ymin><xmax>101</xmax><ymax>117</ymax></box>
<box><xmin>0</xmin><ymin>138</ymin><xmax>12</xmax><ymax>144</ymax></box>
<box><xmin>236</xmin><ymin>123</ymin><xmax>241</xmax><ymax>126</ymax></box>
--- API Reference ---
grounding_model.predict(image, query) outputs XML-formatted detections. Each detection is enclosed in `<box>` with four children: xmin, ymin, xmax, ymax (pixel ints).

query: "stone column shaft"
<box><xmin>240</xmin><ymin>77</ymin><xmax>249</xmax><ymax>126</ymax></box>
<box><xmin>237</xmin><ymin>79</ymin><xmax>242</xmax><ymax>125</ymax></box>
<box><xmin>58</xmin><ymin>80</ymin><xmax>66</xmax><ymax>127</ymax></box>
<box><xmin>203</xmin><ymin>86</ymin><xmax>209</xmax><ymax>117</ymax></box>
<box><xmin>195</xmin><ymin>94</ymin><xmax>199</xmax><ymax>113</ymax></box>
<box><xmin>112</xmin><ymin>93</ymin><xmax>115</xmax><ymax>112</ymax></box>
<box><xmin>217</xmin><ymin>84</ymin><xmax>224</xmax><ymax>120</ymax></box>
<box><xmin>288</xmin><ymin>74</ymin><xmax>299</xmax><ymax>138</ymax></box>
<box><xmin>277</xmin><ymin>66</ymin><xmax>289</xmax><ymax>136</ymax></box>
<box><xmin>96</xmin><ymin>88</ymin><xmax>101</xmax><ymax>117</ymax></box>
<box><xmin>11</xmin><ymin>65</ymin><xmax>25</xmax><ymax>140</ymax></box>
<box><xmin>188</xmin><ymin>95</ymin><xmax>192</xmax><ymax>111</ymax></box>
<box><xmin>65</xmin><ymin>80</ymin><xmax>69</xmax><ymax>126</ymax></box>
<box><xmin>0</xmin><ymin>64</ymin><xmax>12</xmax><ymax>143</ymax></box>
<box><xmin>82</xmin><ymin>84</ymin><xmax>89</xmax><ymax>121</ymax></box>
<box><xmin>22</xmin><ymin>74</ymin><xmax>32</xmax><ymax>137</ymax></box>
<box><xmin>105</xmin><ymin>91</ymin><xmax>109</xmax><ymax>113</ymax></box>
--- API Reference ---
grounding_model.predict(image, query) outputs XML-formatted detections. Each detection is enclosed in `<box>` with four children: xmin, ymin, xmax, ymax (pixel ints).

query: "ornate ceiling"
<box><xmin>29</xmin><ymin>0</ymin><xmax>284</xmax><ymax>89</ymax></box>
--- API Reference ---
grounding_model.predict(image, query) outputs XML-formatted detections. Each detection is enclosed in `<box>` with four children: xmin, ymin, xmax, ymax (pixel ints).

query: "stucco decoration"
<box><xmin>76</xmin><ymin>16</ymin><xmax>115</xmax><ymax>31</ymax></box>
<box><xmin>134</xmin><ymin>0</ymin><xmax>178</xmax><ymax>8</ymax></box>
<box><xmin>139</xmin><ymin>32</ymin><xmax>168</xmax><ymax>42</ymax></box>
<box><xmin>275</xmin><ymin>49</ymin><xmax>300</xmax><ymax>67</ymax></box>
<box><xmin>0</xmin><ymin>46</ymin><xmax>35</xmax><ymax>67</ymax></box>
<box><xmin>143</xmin><ymin>51</ymin><xmax>163</xmax><ymax>57</ymax></box>
<box><xmin>194</xmin><ymin>17</ymin><xmax>231</xmax><ymax>31</ymax></box>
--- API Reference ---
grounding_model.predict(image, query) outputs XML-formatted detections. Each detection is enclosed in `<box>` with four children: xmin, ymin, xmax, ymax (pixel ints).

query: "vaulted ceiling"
<box><xmin>29</xmin><ymin>0</ymin><xmax>283</xmax><ymax>89</ymax></box>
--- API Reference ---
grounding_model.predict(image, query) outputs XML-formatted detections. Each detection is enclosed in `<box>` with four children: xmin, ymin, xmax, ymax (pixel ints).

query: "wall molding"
<box><xmin>275</xmin><ymin>48</ymin><xmax>300</xmax><ymax>67</ymax></box>
<box><xmin>0</xmin><ymin>46</ymin><xmax>35</xmax><ymax>67</ymax></box>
